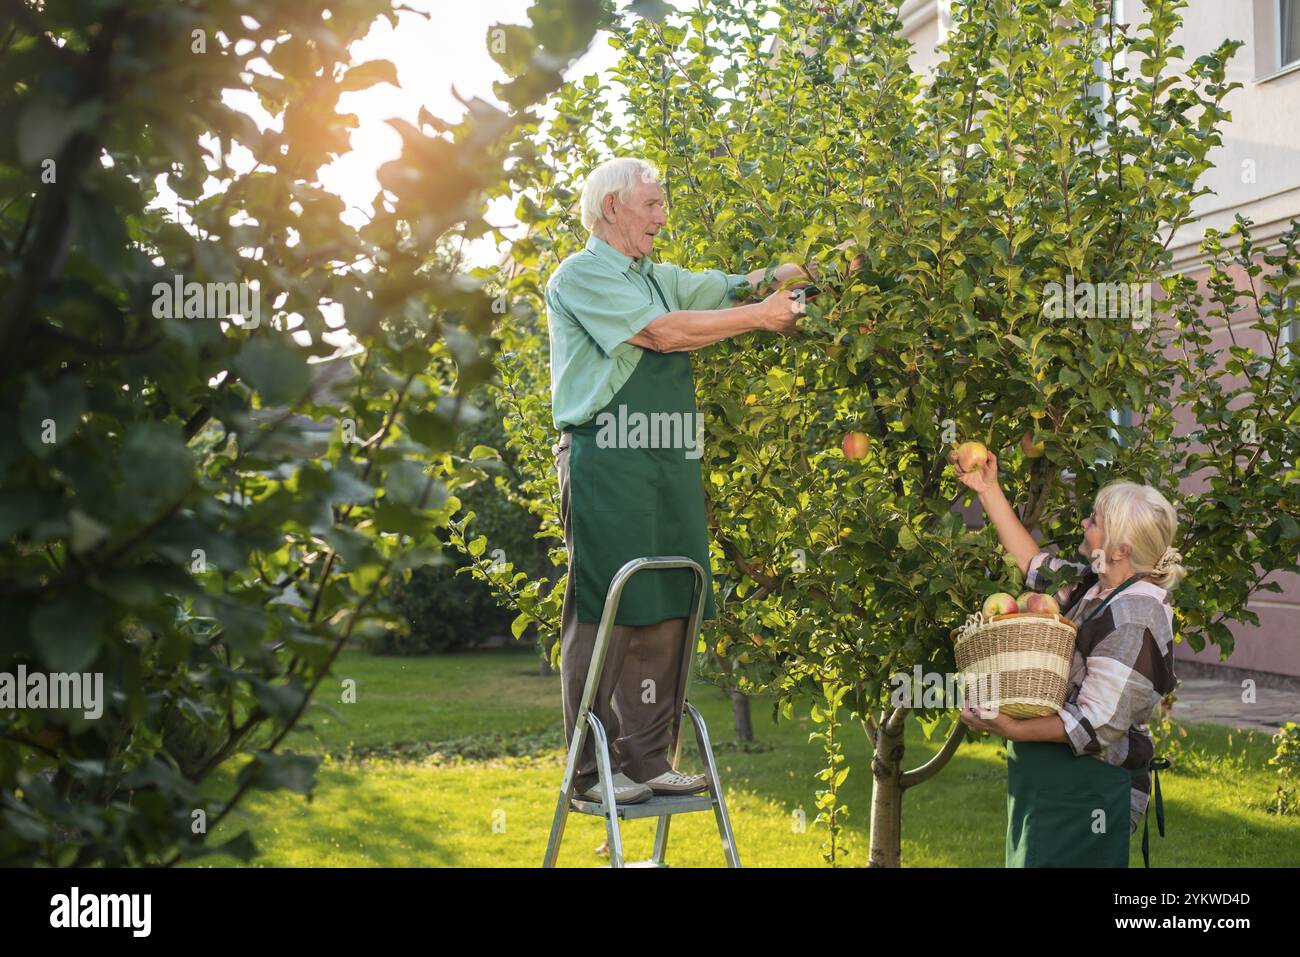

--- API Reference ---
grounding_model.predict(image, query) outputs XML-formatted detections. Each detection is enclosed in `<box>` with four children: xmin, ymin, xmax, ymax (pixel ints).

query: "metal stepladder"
<box><xmin>542</xmin><ymin>557</ymin><xmax>741</xmax><ymax>868</ymax></box>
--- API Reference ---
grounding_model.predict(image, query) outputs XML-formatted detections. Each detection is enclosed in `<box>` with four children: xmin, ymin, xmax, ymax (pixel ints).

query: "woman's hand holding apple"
<box><xmin>949</xmin><ymin>444</ymin><xmax>999</xmax><ymax>495</ymax></box>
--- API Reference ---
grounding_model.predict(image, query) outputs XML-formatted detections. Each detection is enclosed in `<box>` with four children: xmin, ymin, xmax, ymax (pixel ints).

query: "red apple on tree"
<box><xmin>842</xmin><ymin>431</ymin><xmax>870</xmax><ymax>460</ymax></box>
<box><xmin>1021</xmin><ymin>432</ymin><xmax>1046</xmax><ymax>458</ymax></box>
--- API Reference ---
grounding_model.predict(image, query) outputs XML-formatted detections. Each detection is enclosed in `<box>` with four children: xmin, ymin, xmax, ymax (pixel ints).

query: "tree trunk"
<box><xmin>868</xmin><ymin>711</ymin><xmax>906</xmax><ymax>867</ymax></box>
<box><xmin>867</xmin><ymin>710</ymin><xmax>968</xmax><ymax>867</ymax></box>
<box><xmin>730</xmin><ymin>690</ymin><xmax>753</xmax><ymax>743</ymax></box>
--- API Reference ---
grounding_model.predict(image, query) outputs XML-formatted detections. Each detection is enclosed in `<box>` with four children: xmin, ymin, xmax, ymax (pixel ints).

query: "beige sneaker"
<box><xmin>578</xmin><ymin>772</ymin><xmax>652</xmax><ymax>805</ymax></box>
<box><xmin>642</xmin><ymin>769</ymin><xmax>709</xmax><ymax>795</ymax></box>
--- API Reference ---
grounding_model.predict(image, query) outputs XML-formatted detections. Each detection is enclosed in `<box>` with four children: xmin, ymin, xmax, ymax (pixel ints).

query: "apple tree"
<box><xmin>461</xmin><ymin>0</ymin><xmax>1300</xmax><ymax>865</ymax></box>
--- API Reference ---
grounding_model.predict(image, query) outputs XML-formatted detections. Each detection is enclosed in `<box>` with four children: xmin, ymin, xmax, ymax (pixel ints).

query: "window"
<box><xmin>1257</xmin><ymin>0</ymin><xmax>1300</xmax><ymax>79</ymax></box>
<box><xmin>1283</xmin><ymin>0</ymin><xmax>1300</xmax><ymax>68</ymax></box>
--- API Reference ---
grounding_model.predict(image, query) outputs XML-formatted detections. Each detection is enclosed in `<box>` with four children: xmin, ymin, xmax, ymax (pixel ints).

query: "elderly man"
<box><xmin>545</xmin><ymin>156</ymin><xmax>854</xmax><ymax>805</ymax></box>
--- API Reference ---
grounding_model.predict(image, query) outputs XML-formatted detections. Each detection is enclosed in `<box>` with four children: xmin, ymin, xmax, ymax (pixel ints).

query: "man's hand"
<box><xmin>753</xmin><ymin>267</ymin><xmax>813</xmax><ymax>298</ymax></box>
<box><xmin>835</xmin><ymin>238</ymin><xmax>865</xmax><ymax>272</ymax></box>
<box><xmin>759</xmin><ymin>287</ymin><xmax>802</xmax><ymax>335</ymax></box>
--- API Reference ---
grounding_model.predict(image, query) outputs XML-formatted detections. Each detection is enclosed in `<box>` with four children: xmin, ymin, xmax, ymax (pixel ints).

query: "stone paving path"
<box><xmin>1171</xmin><ymin>677</ymin><xmax>1300</xmax><ymax>734</ymax></box>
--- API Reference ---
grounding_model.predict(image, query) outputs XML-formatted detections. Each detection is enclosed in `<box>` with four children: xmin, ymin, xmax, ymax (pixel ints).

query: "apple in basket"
<box><xmin>981</xmin><ymin>592</ymin><xmax>1019</xmax><ymax>617</ymax></box>
<box><xmin>1017</xmin><ymin>592</ymin><xmax>1061</xmax><ymax>615</ymax></box>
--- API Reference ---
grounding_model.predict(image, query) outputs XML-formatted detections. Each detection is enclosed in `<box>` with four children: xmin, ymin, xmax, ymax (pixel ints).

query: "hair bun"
<box><xmin>1154</xmin><ymin>547</ymin><xmax>1183</xmax><ymax>571</ymax></box>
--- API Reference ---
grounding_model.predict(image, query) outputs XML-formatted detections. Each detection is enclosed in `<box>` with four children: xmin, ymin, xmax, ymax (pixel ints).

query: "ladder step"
<box><xmin>569</xmin><ymin>792</ymin><xmax>715</xmax><ymax>820</ymax></box>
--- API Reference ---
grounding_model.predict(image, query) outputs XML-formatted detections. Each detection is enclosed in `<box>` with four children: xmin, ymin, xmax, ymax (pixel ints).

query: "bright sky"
<box><xmin>317</xmin><ymin>0</ymin><xmax>639</xmax><ymax>263</ymax></box>
<box><xmin>167</xmin><ymin>2</ymin><xmax>690</xmax><ymax>350</ymax></box>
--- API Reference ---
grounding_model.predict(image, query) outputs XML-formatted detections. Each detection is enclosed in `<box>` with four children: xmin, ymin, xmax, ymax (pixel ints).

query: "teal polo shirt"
<box><xmin>545</xmin><ymin>233</ymin><xmax>750</xmax><ymax>431</ymax></box>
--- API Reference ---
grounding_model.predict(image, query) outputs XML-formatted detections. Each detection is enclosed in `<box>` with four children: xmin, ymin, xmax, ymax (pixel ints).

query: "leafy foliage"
<box><xmin>468</xmin><ymin>0</ymin><xmax>1300</xmax><ymax>864</ymax></box>
<box><xmin>0</xmin><ymin>0</ymin><xmax>602</xmax><ymax>865</ymax></box>
<box><xmin>1267</xmin><ymin>721</ymin><xmax>1300</xmax><ymax>815</ymax></box>
<box><xmin>382</xmin><ymin>401</ymin><xmax>550</xmax><ymax>654</ymax></box>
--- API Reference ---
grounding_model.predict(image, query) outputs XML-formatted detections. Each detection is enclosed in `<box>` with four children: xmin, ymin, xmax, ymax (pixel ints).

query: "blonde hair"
<box><xmin>579</xmin><ymin>157</ymin><xmax>660</xmax><ymax>231</ymax></box>
<box><xmin>1094</xmin><ymin>481</ymin><xmax>1186</xmax><ymax>590</ymax></box>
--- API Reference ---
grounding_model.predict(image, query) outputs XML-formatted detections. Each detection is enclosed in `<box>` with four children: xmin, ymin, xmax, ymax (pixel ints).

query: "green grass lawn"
<box><xmin>189</xmin><ymin>648</ymin><xmax>1300</xmax><ymax>868</ymax></box>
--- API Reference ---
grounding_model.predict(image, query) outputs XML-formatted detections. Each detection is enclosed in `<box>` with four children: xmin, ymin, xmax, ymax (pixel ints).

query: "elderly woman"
<box><xmin>956</xmin><ymin>453</ymin><xmax>1182</xmax><ymax>868</ymax></box>
<box><xmin>545</xmin><ymin>156</ymin><xmax>856</xmax><ymax>805</ymax></box>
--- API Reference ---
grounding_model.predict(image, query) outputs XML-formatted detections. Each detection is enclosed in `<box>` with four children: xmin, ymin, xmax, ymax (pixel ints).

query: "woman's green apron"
<box><xmin>565</xmin><ymin>267</ymin><xmax>717</xmax><ymax>627</ymax></box>
<box><xmin>1006</xmin><ymin>575</ymin><xmax>1152</xmax><ymax>868</ymax></box>
<box><xmin>1005</xmin><ymin>739</ymin><xmax>1133</xmax><ymax>867</ymax></box>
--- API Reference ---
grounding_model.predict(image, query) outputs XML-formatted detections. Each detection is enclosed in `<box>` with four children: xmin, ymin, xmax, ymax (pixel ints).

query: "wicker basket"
<box><xmin>950</xmin><ymin>611</ymin><xmax>1078</xmax><ymax>718</ymax></box>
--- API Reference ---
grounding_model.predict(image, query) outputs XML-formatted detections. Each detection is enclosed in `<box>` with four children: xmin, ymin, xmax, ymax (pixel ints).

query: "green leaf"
<box><xmin>338</xmin><ymin>59</ymin><xmax>399</xmax><ymax>92</ymax></box>
<box><xmin>30</xmin><ymin>599</ymin><xmax>102</xmax><ymax>672</ymax></box>
<box><xmin>119</xmin><ymin>422</ymin><xmax>194</xmax><ymax>523</ymax></box>
<box><xmin>208</xmin><ymin>830</ymin><xmax>258</xmax><ymax>862</ymax></box>
<box><xmin>382</xmin><ymin>459</ymin><xmax>431</xmax><ymax>507</ymax></box>
<box><xmin>512</xmin><ymin>611</ymin><xmax>533</xmax><ymax>639</ymax></box>
<box><xmin>629</xmin><ymin>0</ymin><xmax>674</xmax><ymax>22</ymax></box>
<box><xmin>239</xmin><ymin>752</ymin><xmax>320</xmax><ymax>796</ymax></box>
<box><xmin>19</xmin><ymin>376</ymin><xmax>85</xmax><ymax>459</ymax></box>
<box><xmin>67</xmin><ymin>509</ymin><xmax>110</xmax><ymax>554</ymax></box>
<box><xmin>328</xmin><ymin>468</ymin><xmax>374</xmax><ymax>506</ymax></box>
<box><xmin>485</xmin><ymin>24</ymin><xmax>537</xmax><ymax>77</ymax></box>
<box><xmin>247</xmin><ymin>677</ymin><xmax>309</xmax><ymax>724</ymax></box>
<box><xmin>233</xmin><ymin>337</ymin><xmax>312</xmax><ymax>406</ymax></box>
<box><xmin>17</xmin><ymin>99</ymin><xmax>102</xmax><ymax>166</ymax></box>
<box><xmin>952</xmin><ymin>271</ymin><xmax>973</xmax><ymax>302</ymax></box>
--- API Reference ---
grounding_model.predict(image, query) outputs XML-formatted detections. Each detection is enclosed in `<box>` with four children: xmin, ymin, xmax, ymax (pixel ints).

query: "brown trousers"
<box><xmin>554</xmin><ymin>431</ymin><xmax>690</xmax><ymax>791</ymax></box>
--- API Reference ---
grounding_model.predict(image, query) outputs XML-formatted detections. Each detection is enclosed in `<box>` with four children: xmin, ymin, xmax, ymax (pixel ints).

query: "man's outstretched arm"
<box><xmin>627</xmin><ymin>287</ymin><xmax>802</xmax><ymax>353</ymax></box>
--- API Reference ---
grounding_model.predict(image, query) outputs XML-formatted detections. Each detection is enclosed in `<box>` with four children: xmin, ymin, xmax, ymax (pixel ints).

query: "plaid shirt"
<box><xmin>1026</xmin><ymin>551</ymin><xmax>1178</xmax><ymax>836</ymax></box>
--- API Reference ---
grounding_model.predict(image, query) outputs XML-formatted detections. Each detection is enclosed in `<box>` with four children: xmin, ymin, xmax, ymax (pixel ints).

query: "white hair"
<box><xmin>1094</xmin><ymin>481</ymin><xmax>1187</xmax><ymax>590</ymax></box>
<box><xmin>579</xmin><ymin>157</ymin><xmax>660</xmax><ymax>232</ymax></box>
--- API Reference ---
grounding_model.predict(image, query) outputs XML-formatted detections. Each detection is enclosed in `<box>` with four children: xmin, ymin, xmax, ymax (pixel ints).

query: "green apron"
<box><xmin>1005</xmin><ymin>740</ymin><xmax>1133</xmax><ymax>867</ymax></box>
<box><xmin>566</xmin><ymin>271</ymin><xmax>718</xmax><ymax>627</ymax></box>
<box><xmin>1005</xmin><ymin>575</ymin><xmax>1145</xmax><ymax>868</ymax></box>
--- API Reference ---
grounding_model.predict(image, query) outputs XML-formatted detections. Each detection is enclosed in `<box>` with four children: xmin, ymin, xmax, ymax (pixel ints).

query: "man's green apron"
<box><xmin>565</xmin><ymin>268</ymin><xmax>718</xmax><ymax>627</ymax></box>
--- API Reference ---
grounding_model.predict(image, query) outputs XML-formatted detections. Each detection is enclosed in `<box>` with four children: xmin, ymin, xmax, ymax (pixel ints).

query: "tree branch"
<box><xmin>899</xmin><ymin>718</ymin><xmax>967</xmax><ymax>789</ymax></box>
